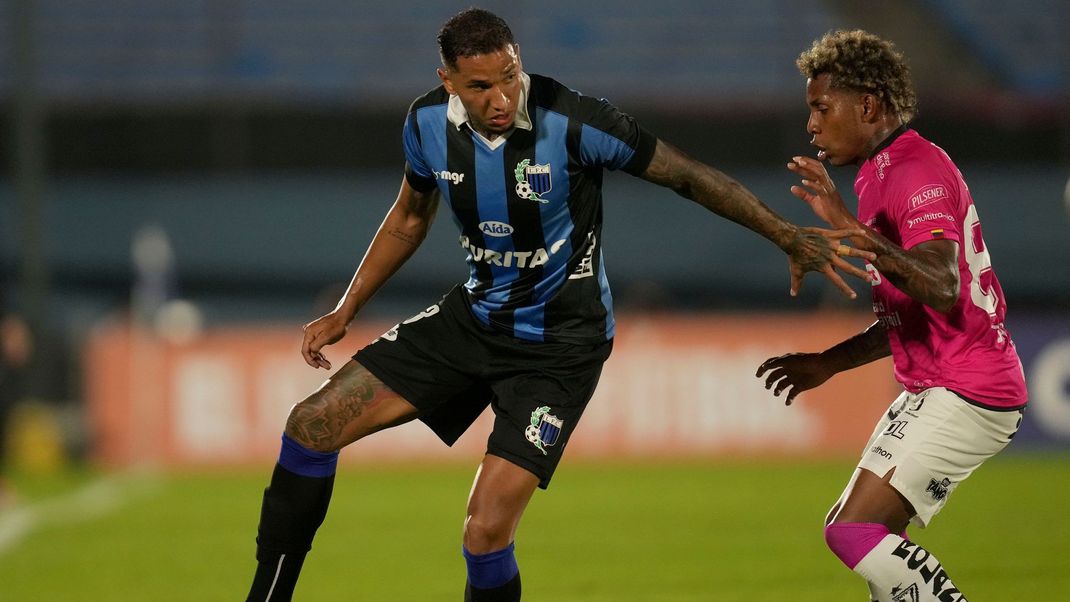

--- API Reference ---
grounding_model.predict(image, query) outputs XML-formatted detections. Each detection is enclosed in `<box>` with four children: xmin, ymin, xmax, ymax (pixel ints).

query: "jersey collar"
<box><xmin>446</xmin><ymin>71</ymin><xmax>533</xmax><ymax>136</ymax></box>
<box><xmin>868</xmin><ymin>124</ymin><xmax>909</xmax><ymax>160</ymax></box>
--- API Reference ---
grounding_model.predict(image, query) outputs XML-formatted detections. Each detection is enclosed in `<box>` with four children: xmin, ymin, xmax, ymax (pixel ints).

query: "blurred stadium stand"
<box><xmin>6</xmin><ymin>1</ymin><xmax>836</xmax><ymax>105</ymax></box>
<box><xmin>924</xmin><ymin>0</ymin><xmax>1068</xmax><ymax>95</ymax></box>
<box><xmin>0</xmin><ymin>1</ymin><xmax>1067</xmax><ymax>420</ymax></box>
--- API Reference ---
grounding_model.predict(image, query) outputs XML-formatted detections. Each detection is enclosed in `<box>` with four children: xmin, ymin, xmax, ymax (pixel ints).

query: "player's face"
<box><xmin>438</xmin><ymin>44</ymin><xmax>523</xmax><ymax>139</ymax></box>
<box><xmin>804</xmin><ymin>73</ymin><xmax>869</xmax><ymax>166</ymax></box>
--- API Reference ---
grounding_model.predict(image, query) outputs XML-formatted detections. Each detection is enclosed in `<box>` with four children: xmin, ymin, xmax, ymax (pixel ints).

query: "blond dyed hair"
<box><xmin>797</xmin><ymin>30</ymin><xmax>918</xmax><ymax>124</ymax></box>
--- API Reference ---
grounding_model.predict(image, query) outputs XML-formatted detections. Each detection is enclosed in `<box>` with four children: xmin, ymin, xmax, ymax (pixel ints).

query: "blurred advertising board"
<box><xmin>85</xmin><ymin>311</ymin><xmax>1068</xmax><ymax>467</ymax></box>
<box><xmin>1005</xmin><ymin>314</ymin><xmax>1070</xmax><ymax>448</ymax></box>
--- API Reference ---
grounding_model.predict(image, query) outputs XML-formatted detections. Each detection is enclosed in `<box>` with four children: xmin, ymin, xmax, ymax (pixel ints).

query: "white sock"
<box><xmin>854</xmin><ymin>535</ymin><xmax>967</xmax><ymax>601</ymax></box>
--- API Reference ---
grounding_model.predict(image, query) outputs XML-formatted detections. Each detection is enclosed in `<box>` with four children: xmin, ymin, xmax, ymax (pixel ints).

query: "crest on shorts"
<box><xmin>891</xmin><ymin>583</ymin><xmax>919</xmax><ymax>602</ymax></box>
<box><xmin>514</xmin><ymin>159</ymin><xmax>551</xmax><ymax>203</ymax></box>
<box><xmin>926</xmin><ymin>477</ymin><xmax>951</xmax><ymax>500</ymax></box>
<box><xmin>525</xmin><ymin>405</ymin><xmax>563</xmax><ymax>455</ymax></box>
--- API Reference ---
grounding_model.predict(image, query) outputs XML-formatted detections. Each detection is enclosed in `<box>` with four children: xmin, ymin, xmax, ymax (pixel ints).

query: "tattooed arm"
<box><xmin>301</xmin><ymin>178</ymin><xmax>440</xmax><ymax>369</ymax></box>
<box><xmin>757</xmin><ymin>321</ymin><xmax>891</xmax><ymax>405</ymax></box>
<box><xmin>788</xmin><ymin>155</ymin><xmax>960</xmax><ymax>312</ymax></box>
<box><xmin>640</xmin><ymin>139</ymin><xmax>875</xmax><ymax>298</ymax></box>
<box><xmin>858</xmin><ymin>238</ymin><xmax>958</xmax><ymax>312</ymax></box>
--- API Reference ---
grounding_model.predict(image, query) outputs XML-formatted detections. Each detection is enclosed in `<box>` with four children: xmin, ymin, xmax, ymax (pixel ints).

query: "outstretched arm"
<box><xmin>301</xmin><ymin>178</ymin><xmax>440</xmax><ymax>369</ymax></box>
<box><xmin>789</xmin><ymin>155</ymin><xmax>960</xmax><ymax>311</ymax></box>
<box><xmin>756</xmin><ymin>321</ymin><xmax>891</xmax><ymax>405</ymax></box>
<box><xmin>640</xmin><ymin>139</ymin><xmax>875</xmax><ymax>298</ymax></box>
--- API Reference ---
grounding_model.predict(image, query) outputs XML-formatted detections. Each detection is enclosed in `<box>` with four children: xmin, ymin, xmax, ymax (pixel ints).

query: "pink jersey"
<box><xmin>855</xmin><ymin>128</ymin><xmax>1027</xmax><ymax>409</ymax></box>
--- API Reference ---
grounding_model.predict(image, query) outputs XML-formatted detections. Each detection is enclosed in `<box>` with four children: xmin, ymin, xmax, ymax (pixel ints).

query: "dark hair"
<box><xmin>797</xmin><ymin>30</ymin><xmax>918</xmax><ymax>124</ymax></box>
<box><xmin>437</xmin><ymin>8</ymin><xmax>515</xmax><ymax>70</ymax></box>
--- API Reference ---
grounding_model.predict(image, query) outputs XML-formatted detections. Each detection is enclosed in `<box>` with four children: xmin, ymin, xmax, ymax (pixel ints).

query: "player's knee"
<box><xmin>283</xmin><ymin>397</ymin><xmax>338</xmax><ymax>453</ymax></box>
<box><xmin>463</xmin><ymin>514</ymin><xmax>513</xmax><ymax>555</ymax></box>
<box><xmin>824</xmin><ymin>522</ymin><xmax>890</xmax><ymax>570</ymax></box>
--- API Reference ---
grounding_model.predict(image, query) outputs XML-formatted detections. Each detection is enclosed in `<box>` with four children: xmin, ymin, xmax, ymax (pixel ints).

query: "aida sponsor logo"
<box><xmin>435</xmin><ymin>170</ymin><xmax>465</xmax><ymax>185</ymax></box>
<box><xmin>478</xmin><ymin>221</ymin><xmax>514</xmax><ymax>237</ymax></box>
<box><xmin>907</xmin><ymin>212</ymin><xmax>955</xmax><ymax>229</ymax></box>
<box><xmin>909</xmin><ymin>184</ymin><xmax>947</xmax><ymax>211</ymax></box>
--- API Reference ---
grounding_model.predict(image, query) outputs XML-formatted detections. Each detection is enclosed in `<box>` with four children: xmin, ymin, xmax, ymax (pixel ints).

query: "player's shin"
<box><xmin>825</xmin><ymin>523</ymin><xmax>967</xmax><ymax>602</ymax></box>
<box><xmin>247</xmin><ymin>434</ymin><xmax>339</xmax><ymax>602</ymax></box>
<box><xmin>463</xmin><ymin>542</ymin><xmax>521</xmax><ymax>602</ymax></box>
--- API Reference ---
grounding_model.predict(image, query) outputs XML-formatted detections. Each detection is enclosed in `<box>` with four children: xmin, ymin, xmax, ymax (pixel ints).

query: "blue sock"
<box><xmin>277</xmin><ymin>433</ymin><xmax>338</xmax><ymax>478</ymax></box>
<box><xmin>463</xmin><ymin>543</ymin><xmax>519</xmax><ymax>589</ymax></box>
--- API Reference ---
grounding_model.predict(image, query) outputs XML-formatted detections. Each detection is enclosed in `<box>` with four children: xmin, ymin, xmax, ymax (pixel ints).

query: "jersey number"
<box><xmin>379</xmin><ymin>304</ymin><xmax>441</xmax><ymax>342</ymax></box>
<box><xmin>963</xmin><ymin>205</ymin><xmax>997</xmax><ymax>316</ymax></box>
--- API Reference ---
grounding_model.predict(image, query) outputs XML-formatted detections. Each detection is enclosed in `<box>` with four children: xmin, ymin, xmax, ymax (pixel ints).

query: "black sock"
<box><xmin>464</xmin><ymin>573</ymin><xmax>522</xmax><ymax>602</ymax></box>
<box><xmin>465</xmin><ymin>573</ymin><xmax>521</xmax><ymax>602</ymax></box>
<box><xmin>246</xmin><ymin>463</ymin><xmax>335</xmax><ymax>601</ymax></box>
<box><xmin>248</xmin><ymin>551</ymin><xmax>306</xmax><ymax>602</ymax></box>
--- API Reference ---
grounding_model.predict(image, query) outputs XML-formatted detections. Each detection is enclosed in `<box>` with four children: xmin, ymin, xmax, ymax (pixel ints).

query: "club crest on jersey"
<box><xmin>525</xmin><ymin>405</ymin><xmax>563</xmax><ymax>455</ymax></box>
<box><xmin>514</xmin><ymin>159</ymin><xmax>551</xmax><ymax>203</ymax></box>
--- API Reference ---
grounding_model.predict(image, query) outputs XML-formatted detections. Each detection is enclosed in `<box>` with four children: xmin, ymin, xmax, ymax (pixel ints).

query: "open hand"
<box><xmin>788</xmin><ymin>155</ymin><xmax>853</xmax><ymax>228</ymax></box>
<box><xmin>786</xmin><ymin>226</ymin><xmax>876</xmax><ymax>299</ymax></box>
<box><xmin>755</xmin><ymin>352</ymin><xmax>832</xmax><ymax>405</ymax></box>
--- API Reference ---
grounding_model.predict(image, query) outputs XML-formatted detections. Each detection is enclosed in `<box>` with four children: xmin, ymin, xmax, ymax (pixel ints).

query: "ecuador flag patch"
<box><xmin>930</xmin><ymin>229</ymin><xmax>945</xmax><ymax>239</ymax></box>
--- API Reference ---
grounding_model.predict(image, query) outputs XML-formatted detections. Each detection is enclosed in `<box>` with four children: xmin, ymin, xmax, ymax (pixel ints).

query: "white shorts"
<box><xmin>849</xmin><ymin>387</ymin><xmax>1022</xmax><ymax>527</ymax></box>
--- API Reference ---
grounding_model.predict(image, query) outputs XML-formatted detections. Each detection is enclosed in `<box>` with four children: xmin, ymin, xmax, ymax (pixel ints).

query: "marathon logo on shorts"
<box><xmin>890</xmin><ymin>539</ymin><xmax>967</xmax><ymax>601</ymax></box>
<box><xmin>926</xmin><ymin>477</ymin><xmax>952</xmax><ymax>500</ymax></box>
<box><xmin>870</xmin><ymin>445</ymin><xmax>893</xmax><ymax>460</ymax></box>
<box><xmin>525</xmin><ymin>405</ymin><xmax>563</xmax><ymax>455</ymax></box>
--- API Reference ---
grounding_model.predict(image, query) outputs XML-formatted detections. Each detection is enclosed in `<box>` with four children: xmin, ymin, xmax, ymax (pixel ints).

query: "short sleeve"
<box><xmin>575</xmin><ymin>98</ymin><xmax>657</xmax><ymax>175</ymax></box>
<box><xmin>402</xmin><ymin>110</ymin><xmax>437</xmax><ymax>193</ymax></box>
<box><xmin>888</xmin><ymin>158</ymin><xmax>963</xmax><ymax>250</ymax></box>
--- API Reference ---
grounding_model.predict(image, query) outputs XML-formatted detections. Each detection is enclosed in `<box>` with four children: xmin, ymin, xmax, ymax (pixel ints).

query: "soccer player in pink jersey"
<box><xmin>756</xmin><ymin>30</ymin><xmax>1027</xmax><ymax>601</ymax></box>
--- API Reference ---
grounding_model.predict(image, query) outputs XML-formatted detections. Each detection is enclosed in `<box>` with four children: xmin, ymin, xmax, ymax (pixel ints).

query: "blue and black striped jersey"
<box><xmin>402</xmin><ymin>73</ymin><xmax>656</xmax><ymax>344</ymax></box>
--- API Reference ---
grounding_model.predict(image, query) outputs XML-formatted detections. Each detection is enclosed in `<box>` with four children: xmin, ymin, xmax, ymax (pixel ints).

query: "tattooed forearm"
<box><xmin>387</xmin><ymin>227</ymin><xmax>420</xmax><ymax>247</ymax></box>
<box><xmin>820</xmin><ymin>321</ymin><xmax>891</xmax><ymax>372</ymax></box>
<box><xmin>641</xmin><ymin>139</ymin><xmax>795</xmax><ymax>249</ymax></box>
<box><xmin>855</xmin><ymin>232</ymin><xmax>960</xmax><ymax>312</ymax></box>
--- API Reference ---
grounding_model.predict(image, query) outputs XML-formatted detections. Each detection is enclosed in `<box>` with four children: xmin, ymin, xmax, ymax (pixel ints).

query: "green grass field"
<box><xmin>2</xmin><ymin>453</ymin><xmax>1068</xmax><ymax>601</ymax></box>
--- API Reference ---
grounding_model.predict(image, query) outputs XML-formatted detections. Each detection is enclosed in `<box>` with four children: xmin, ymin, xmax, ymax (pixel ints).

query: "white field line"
<box><xmin>0</xmin><ymin>473</ymin><xmax>161</xmax><ymax>556</ymax></box>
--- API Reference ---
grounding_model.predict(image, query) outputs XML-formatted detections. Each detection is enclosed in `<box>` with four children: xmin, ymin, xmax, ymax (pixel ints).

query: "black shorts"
<box><xmin>354</xmin><ymin>287</ymin><xmax>612</xmax><ymax>488</ymax></box>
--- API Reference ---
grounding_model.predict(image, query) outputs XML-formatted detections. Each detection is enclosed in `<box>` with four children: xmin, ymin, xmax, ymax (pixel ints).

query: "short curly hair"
<box><xmin>437</xmin><ymin>8</ymin><xmax>515</xmax><ymax>70</ymax></box>
<box><xmin>797</xmin><ymin>30</ymin><xmax>918</xmax><ymax>124</ymax></box>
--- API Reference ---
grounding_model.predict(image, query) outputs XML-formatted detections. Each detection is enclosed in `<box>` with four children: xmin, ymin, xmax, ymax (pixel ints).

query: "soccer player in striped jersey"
<box><xmin>757</xmin><ymin>30</ymin><xmax>1027</xmax><ymax>602</ymax></box>
<box><xmin>245</xmin><ymin>10</ymin><xmax>874</xmax><ymax>601</ymax></box>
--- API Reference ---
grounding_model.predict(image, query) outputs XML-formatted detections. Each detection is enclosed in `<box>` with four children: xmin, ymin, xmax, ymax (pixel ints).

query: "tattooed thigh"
<box><xmin>284</xmin><ymin>361</ymin><xmax>418</xmax><ymax>452</ymax></box>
